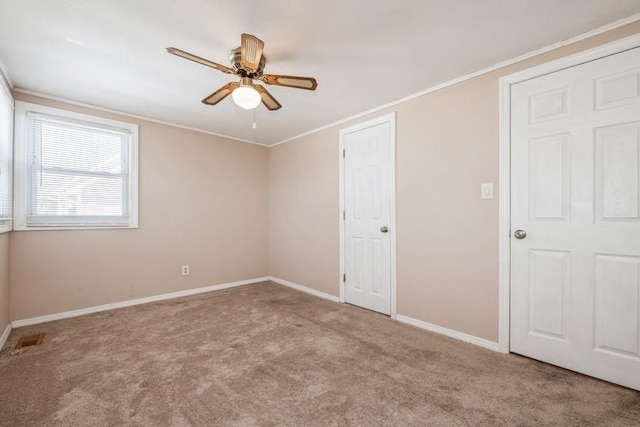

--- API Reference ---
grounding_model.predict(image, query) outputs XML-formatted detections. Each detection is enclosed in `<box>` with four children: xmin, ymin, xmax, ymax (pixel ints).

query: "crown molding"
<box><xmin>8</xmin><ymin>12</ymin><xmax>640</xmax><ymax>148</ymax></box>
<box><xmin>12</xmin><ymin>88</ymin><xmax>270</xmax><ymax>147</ymax></box>
<box><xmin>270</xmin><ymin>12</ymin><xmax>640</xmax><ymax>147</ymax></box>
<box><xmin>0</xmin><ymin>59</ymin><xmax>14</xmax><ymax>104</ymax></box>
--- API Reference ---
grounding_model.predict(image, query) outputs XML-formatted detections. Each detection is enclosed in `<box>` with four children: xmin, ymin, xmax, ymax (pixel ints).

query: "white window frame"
<box><xmin>13</xmin><ymin>101</ymin><xmax>138</xmax><ymax>230</ymax></box>
<box><xmin>0</xmin><ymin>79</ymin><xmax>12</xmax><ymax>234</ymax></box>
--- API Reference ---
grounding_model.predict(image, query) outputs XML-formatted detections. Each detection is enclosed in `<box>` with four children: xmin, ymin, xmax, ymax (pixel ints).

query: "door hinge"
<box><xmin>343</xmin><ymin>149</ymin><xmax>345</xmax><ymax>158</ymax></box>
<box><xmin>343</xmin><ymin>274</ymin><xmax>346</xmax><ymax>283</ymax></box>
<box><xmin>343</xmin><ymin>210</ymin><xmax>345</xmax><ymax>220</ymax></box>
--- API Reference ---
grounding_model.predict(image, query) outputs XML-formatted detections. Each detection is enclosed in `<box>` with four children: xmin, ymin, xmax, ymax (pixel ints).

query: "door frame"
<box><xmin>498</xmin><ymin>33</ymin><xmax>640</xmax><ymax>353</ymax></box>
<box><xmin>339</xmin><ymin>112</ymin><xmax>397</xmax><ymax>318</ymax></box>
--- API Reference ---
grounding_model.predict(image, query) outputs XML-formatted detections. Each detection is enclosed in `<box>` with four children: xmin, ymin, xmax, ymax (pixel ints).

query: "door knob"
<box><xmin>514</xmin><ymin>229</ymin><xmax>527</xmax><ymax>239</ymax></box>
<box><xmin>380</xmin><ymin>226</ymin><xmax>389</xmax><ymax>233</ymax></box>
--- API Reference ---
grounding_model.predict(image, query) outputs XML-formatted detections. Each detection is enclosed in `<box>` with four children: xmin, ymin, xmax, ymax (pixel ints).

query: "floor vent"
<box><xmin>16</xmin><ymin>333</ymin><xmax>45</xmax><ymax>349</ymax></box>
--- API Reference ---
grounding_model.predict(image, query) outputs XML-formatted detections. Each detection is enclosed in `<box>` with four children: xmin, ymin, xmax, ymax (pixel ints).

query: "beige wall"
<box><xmin>10</xmin><ymin>93</ymin><xmax>269</xmax><ymax>320</ymax></box>
<box><xmin>269</xmin><ymin>132</ymin><xmax>339</xmax><ymax>294</ymax></box>
<box><xmin>268</xmin><ymin>22</ymin><xmax>640</xmax><ymax>342</ymax></box>
<box><xmin>0</xmin><ymin>233</ymin><xmax>8</xmax><ymax>333</ymax></box>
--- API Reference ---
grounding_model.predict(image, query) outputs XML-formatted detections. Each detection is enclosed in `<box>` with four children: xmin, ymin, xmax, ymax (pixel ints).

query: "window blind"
<box><xmin>0</xmin><ymin>91</ymin><xmax>11</xmax><ymax>223</ymax></box>
<box><xmin>25</xmin><ymin>113</ymin><xmax>131</xmax><ymax>226</ymax></box>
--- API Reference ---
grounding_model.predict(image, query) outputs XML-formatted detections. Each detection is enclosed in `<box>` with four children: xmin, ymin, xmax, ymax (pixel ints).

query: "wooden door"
<box><xmin>511</xmin><ymin>47</ymin><xmax>640</xmax><ymax>391</ymax></box>
<box><xmin>343</xmin><ymin>116</ymin><xmax>394</xmax><ymax>315</ymax></box>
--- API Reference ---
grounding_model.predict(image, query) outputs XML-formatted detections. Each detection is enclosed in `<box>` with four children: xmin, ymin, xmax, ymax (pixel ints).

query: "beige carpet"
<box><xmin>0</xmin><ymin>281</ymin><xmax>638</xmax><ymax>426</ymax></box>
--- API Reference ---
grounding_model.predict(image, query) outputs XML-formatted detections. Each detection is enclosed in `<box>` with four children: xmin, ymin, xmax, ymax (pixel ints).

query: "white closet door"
<box><xmin>343</xmin><ymin>119</ymin><xmax>393</xmax><ymax>315</ymax></box>
<box><xmin>511</xmin><ymin>47</ymin><xmax>640</xmax><ymax>391</ymax></box>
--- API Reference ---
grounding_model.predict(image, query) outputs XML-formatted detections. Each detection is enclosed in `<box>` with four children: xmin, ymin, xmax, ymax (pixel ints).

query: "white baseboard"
<box><xmin>11</xmin><ymin>277</ymin><xmax>270</xmax><ymax>328</ymax></box>
<box><xmin>396</xmin><ymin>314</ymin><xmax>501</xmax><ymax>353</ymax></box>
<box><xmin>269</xmin><ymin>277</ymin><xmax>501</xmax><ymax>353</ymax></box>
<box><xmin>0</xmin><ymin>323</ymin><xmax>11</xmax><ymax>350</ymax></box>
<box><xmin>269</xmin><ymin>277</ymin><xmax>340</xmax><ymax>303</ymax></box>
<box><xmin>9</xmin><ymin>276</ymin><xmax>501</xmax><ymax>355</ymax></box>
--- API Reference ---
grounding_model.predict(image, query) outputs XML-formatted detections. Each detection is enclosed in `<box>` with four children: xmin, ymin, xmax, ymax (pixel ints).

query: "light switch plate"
<box><xmin>481</xmin><ymin>183</ymin><xmax>494</xmax><ymax>199</ymax></box>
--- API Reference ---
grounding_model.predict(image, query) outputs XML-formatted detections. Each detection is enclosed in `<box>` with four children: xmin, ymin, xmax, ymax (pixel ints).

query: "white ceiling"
<box><xmin>1</xmin><ymin>1</ymin><xmax>639</xmax><ymax>146</ymax></box>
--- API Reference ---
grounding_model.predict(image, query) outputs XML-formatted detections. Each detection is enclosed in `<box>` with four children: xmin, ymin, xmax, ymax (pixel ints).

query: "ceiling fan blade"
<box><xmin>260</xmin><ymin>74</ymin><xmax>318</xmax><ymax>90</ymax></box>
<box><xmin>201</xmin><ymin>82</ymin><xmax>239</xmax><ymax>105</ymax></box>
<box><xmin>254</xmin><ymin>84</ymin><xmax>282</xmax><ymax>111</ymax></box>
<box><xmin>167</xmin><ymin>47</ymin><xmax>235</xmax><ymax>75</ymax></box>
<box><xmin>240</xmin><ymin>33</ymin><xmax>265</xmax><ymax>73</ymax></box>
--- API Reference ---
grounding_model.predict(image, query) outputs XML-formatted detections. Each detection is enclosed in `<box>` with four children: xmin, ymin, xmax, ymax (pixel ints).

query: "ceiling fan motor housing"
<box><xmin>229</xmin><ymin>47</ymin><xmax>266</xmax><ymax>77</ymax></box>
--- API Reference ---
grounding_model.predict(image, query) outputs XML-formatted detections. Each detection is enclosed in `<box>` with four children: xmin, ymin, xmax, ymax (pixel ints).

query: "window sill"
<box><xmin>13</xmin><ymin>223</ymin><xmax>138</xmax><ymax>232</ymax></box>
<box><xmin>0</xmin><ymin>220</ymin><xmax>11</xmax><ymax>234</ymax></box>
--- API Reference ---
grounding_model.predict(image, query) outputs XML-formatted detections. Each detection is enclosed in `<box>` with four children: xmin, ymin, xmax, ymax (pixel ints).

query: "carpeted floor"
<box><xmin>0</xmin><ymin>281</ymin><xmax>639</xmax><ymax>426</ymax></box>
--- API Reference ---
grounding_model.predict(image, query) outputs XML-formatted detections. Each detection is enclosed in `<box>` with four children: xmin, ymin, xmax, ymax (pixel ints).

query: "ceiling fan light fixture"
<box><xmin>167</xmin><ymin>33</ymin><xmax>316</xmax><ymax>111</ymax></box>
<box><xmin>232</xmin><ymin>78</ymin><xmax>261</xmax><ymax>110</ymax></box>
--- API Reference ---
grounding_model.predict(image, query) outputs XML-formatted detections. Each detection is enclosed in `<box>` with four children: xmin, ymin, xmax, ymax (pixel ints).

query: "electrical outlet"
<box><xmin>181</xmin><ymin>265</ymin><xmax>190</xmax><ymax>276</ymax></box>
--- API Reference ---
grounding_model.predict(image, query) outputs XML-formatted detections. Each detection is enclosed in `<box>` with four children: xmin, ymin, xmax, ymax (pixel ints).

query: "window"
<box><xmin>14</xmin><ymin>102</ymin><xmax>138</xmax><ymax>230</ymax></box>
<box><xmin>0</xmin><ymin>83</ymin><xmax>12</xmax><ymax>233</ymax></box>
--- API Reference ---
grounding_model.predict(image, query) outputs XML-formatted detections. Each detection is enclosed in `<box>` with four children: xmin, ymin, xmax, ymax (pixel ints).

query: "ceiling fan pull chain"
<box><xmin>252</xmin><ymin>110</ymin><xmax>257</xmax><ymax>129</ymax></box>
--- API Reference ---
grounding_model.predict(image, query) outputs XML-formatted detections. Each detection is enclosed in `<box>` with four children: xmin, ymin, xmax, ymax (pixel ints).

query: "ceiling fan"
<box><xmin>167</xmin><ymin>33</ymin><xmax>318</xmax><ymax>111</ymax></box>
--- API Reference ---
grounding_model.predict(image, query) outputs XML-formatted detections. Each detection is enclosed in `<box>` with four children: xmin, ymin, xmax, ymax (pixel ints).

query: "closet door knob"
<box><xmin>514</xmin><ymin>229</ymin><xmax>527</xmax><ymax>239</ymax></box>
